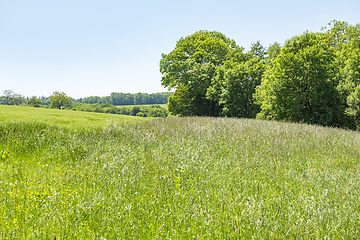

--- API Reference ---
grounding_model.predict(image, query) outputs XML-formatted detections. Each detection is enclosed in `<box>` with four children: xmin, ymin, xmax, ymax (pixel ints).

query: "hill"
<box><xmin>1</xmin><ymin>108</ymin><xmax>360</xmax><ymax>238</ymax></box>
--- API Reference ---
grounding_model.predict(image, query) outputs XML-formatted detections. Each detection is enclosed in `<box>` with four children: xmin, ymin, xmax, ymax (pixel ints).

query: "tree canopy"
<box><xmin>49</xmin><ymin>91</ymin><xmax>72</xmax><ymax>109</ymax></box>
<box><xmin>160</xmin><ymin>20</ymin><xmax>360</xmax><ymax>130</ymax></box>
<box><xmin>0</xmin><ymin>90</ymin><xmax>25</xmax><ymax>105</ymax></box>
<box><xmin>27</xmin><ymin>96</ymin><xmax>42</xmax><ymax>107</ymax></box>
<box><xmin>255</xmin><ymin>32</ymin><xmax>343</xmax><ymax>126</ymax></box>
<box><xmin>160</xmin><ymin>30</ymin><xmax>242</xmax><ymax>116</ymax></box>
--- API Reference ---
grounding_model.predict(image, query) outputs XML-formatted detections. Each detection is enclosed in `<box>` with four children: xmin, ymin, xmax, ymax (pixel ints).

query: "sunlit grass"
<box><xmin>0</xmin><ymin>113</ymin><xmax>360</xmax><ymax>238</ymax></box>
<box><xmin>0</xmin><ymin>105</ymin><xmax>151</xmax><ymax>130</ymax></box>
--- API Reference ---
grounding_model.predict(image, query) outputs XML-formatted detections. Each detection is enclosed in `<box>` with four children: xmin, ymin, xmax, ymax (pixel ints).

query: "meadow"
<box><xmin>0</xmin><ymin>105</ymin><xmax>151</xmax><ymax>130</ymax></box>
<box><xmin>1</xmin><ymin>105</ymin><xmax>360</xmax><ymax>239</ymax></box>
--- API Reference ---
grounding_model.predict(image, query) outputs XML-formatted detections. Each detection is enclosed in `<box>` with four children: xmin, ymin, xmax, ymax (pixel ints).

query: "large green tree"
<box><xmin>27</xmin><ymin>96</ymin><xmax>42</xmax><ymax>107</ymax></box>
<box><xmin>212</xmin><ymin>58</ymin><xmax>265</xmax><ymax>118</ymax></box>
<box><xmin>325</xmin><ymin>21</ymin><xmax>360</xmax><ymax>129</ymax></box>
<box><xmin>50</xmin><ymin>91</ymin><xmax>72</xmax><ymax>109</ymax></box>
<box><xmin>206</xmin><ymin>41</ymin><xmax>267</xmax><ymax>118</ymax></box>
<box><xmin>255</xmin><ymin>32</ymin><xmax>344</xmax><ymax>127</ymax></box>
<box><xmin>160</xmin><ymin>30</ymin><xmax>242</xmax><ymax>116</ymax></box>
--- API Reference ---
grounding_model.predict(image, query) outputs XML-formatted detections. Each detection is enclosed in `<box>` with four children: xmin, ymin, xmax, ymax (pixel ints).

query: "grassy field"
<box><xmin>1</xmin><ymin>105</ymin><xmax>360</xmax><ymax>238</ymax></box>
<box><xmin>0</xmin><ymin>105</ymin><xmax>152</xmax><ymax>130</ymax></box>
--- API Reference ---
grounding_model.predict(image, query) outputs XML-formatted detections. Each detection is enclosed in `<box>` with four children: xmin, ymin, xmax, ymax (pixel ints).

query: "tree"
<box><xmin>148</xmin><ymin>107</ymin><xmax>168</xmax><ymax>117</ymax></box>
<box><xmin>130</xmin><ymin>106</ymin><xmax>141</xmax><ymax>116</ymax></box>
<box><xmin>167</xmin><ymin>84</ymin><xmax>194</xmax><ymax>116</ymax></box>
<box><xmin>49</xmin><ymin>91</ymin><xmax>72</xmax><ymax>109</ymax></box>
<box><xmin>205</xmin><ymin>40</ymin><xmax>266</xmax><ymax>118</ymax></box>
<box><xmin>1</xmin><ymin>90</ymin><xmax>25</xmax><ymax>105</ymax></box>
<box><xmin>207</xmin><ymin>57</ymin><xmax>265</xmax><ymax>118</ymax></box>
<box><xmin>160</xmin><ymin>30</ymin><xmax>242</xmax><ymax>116</ymax></box>
<box><xmin>255</xmin><ymin>32</ymin><xmax>344</xmax><ymax>127</ymax></box>
<box><xmin>27</xmin><ymin>96</ymin><xmax>42</xmax><ymax>107</ymax></box>
<box><xmin>249</xmin><ymin>41</ymin><xmax>266</xmax><ymax>59</ymax></box>
<box><xmin>266</xmin><ymin>42</ymin><xmax>282</xmax><ymax>62</ymax></box>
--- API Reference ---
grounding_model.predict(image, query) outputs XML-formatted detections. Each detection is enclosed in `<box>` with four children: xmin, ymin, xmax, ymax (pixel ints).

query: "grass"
<box><xmin>1</xmin><ymin>106</ymin><xmax>360</xmax><ymax>238</ymax></box>
<box><xmin>0</xmin><ymin>105</ymin><xmax>152</xmax><ymax>130</ymax></box>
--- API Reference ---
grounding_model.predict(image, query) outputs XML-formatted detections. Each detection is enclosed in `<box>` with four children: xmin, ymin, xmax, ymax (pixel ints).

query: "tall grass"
<box><xmin>0</xmin><ymin>116</ymin><xmax>360</xmax><ymax>239</ymax></box>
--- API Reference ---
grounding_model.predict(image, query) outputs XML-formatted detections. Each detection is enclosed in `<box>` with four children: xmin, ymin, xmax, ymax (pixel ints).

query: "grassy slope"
<box><xmin>1</xmin><ymin>107</ymin><xmax>360</xmax><ymax>239</ymax></box>
<box><xmin>0</xmin><ymin>105</ymin><xmax>151</xmax><ymax>130</ymax></box>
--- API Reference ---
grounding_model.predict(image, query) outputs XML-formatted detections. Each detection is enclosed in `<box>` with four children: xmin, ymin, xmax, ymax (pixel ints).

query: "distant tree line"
<box><xmin>75</xmin><ymin>92</ymin><xmax>172</xmax><ymax>105</ymax></box>
<box><xmin>0</xmin><ymin>90</ymin><xmax>169</xmax><ymax>118</ymax></box>
<box><xmin>161</xmin><ymin>20</ymin><xmax>360</xmax><ymax>130</ymax></box>
<box><xmin>73</xmin><ymin>102</ymin><xmax>168</xmax><ymax>117</ymax></box>
<box><xmin>1</xmin><ymin>91</ymin><xmax>172</xmax><ymax>108</ymax></box>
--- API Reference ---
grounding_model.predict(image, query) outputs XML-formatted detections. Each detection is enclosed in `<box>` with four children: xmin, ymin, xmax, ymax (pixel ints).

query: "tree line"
<box><xmin>0</xmin><ymin>91</ymin><xmax>172</xmax><ymax>107</ymax></box>
<box><xmin>74</xmin><ymin>103</ymin><xmax>168</xmax><ymax>117</ymax></box>
<box><xmin>76</xmin><ymin>92</ymin><xmax>172</xmax><ymax>105</ymax></box>
<box><xmin>160</xmin><ymin>20</ymin><xmax>360</xmax><ymax>130</ymax></box>
<box><xmin>0</xmin><ymin>91</ymin><xmax>170</xmax><ymax>117</ymax></box>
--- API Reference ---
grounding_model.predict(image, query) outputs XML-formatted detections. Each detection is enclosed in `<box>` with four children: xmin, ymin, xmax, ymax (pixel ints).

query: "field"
<box><xmin>0</xmin><ymin>105</ymin><xmax>151</xmax><ymax>130</ymax></box>
<box><xmin>1</xmin><ymin>105</ymin><xmax>360</xmax><ymax>239</ymax></box>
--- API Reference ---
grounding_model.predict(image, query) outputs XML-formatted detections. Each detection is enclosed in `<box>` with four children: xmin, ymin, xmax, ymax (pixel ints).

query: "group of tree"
<box><xmin>73</xmin><ymin>102</ymin><xmax>168</xmax><ymax>117</ymax></box>
<box><xmin>1</xmin><ymin>90</ymin><xmax>172</xmax><ymax>113</ymax></box>
<box><xmin>27</xmin><ymin>96</ymin><xmax>42</xmax><ymax>107</ymax></box>
<box><xmin>0</xmin><ymin>90</ymin><xmax>25</xmax><ymax>105</ymax></box>
<box><xmin>160</xmin><ymin>20</ymin><xmax>360</xmax><ymax>130</ymax></box>
<box><xmin>0</xmin><ymin>90</ymin><xmax>53</xmax><ymax>107</ymax></box>
<box><xmin>75</xmin><ymin>92</ymin><xmax>172</xmax><ymax>105</ymax></box>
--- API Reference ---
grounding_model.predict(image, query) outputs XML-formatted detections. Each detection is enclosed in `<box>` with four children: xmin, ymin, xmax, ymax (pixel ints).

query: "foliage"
<box><xmin>326</xmin><ymin>21</ymin><xmax>360</xmax><ymax>129</ymax></box>
<box><xmin>148</xmin><ymin>107</ymin><xmax>168</xmax><ymax>117</ymax></box>
<box><xmin>207</xmin><ymin>56</ymin><xmax>266</xmax><ymax>118</ymax></box>
<box><xmin>160</xmin><ymin>30</ymin><xmax>242</xmax><ymax>116</ymax></box>
<box><xmin>1</xmin><ymin>117</ymin><xmax>360</xmax><ymax>238</ymax></box>
<box><xmin>0</xmin><ymin>90</ymin><xmax>25</xmax><ymax>105</ymax></box>
<box><xmin>266</xmin><ymin>42</ymin><xmax>282</xmax><ymax>62</ymax></box>
<box><xmin>255</xmin><ymin>31</ymin><xmax>345</xmax><ymax>127</ymax></box>
<box><xmin>73</xmin><ymin>102</ymin><xmax>168</xmax><ymax>118</ymax></box>
<box><xmin>161</xmin><ymin>21</ymin><xmax>360</xmax><ymax>130</ymax></box>
<box><xmin>49</xmin><ymin>91</ymin><xmax>73</xmax><ymax>109</ymax></box>
<box><xmin>0</xmin><ymin>149</ymin><xmax>10</xmax><ymax>159</ymax></box>
<box><xmin>27</xmin><ymin>96</ymin><xmax>42</xmax><ymax>107</ymax></box>
<box><xmin>75</xmin><ymin>92</ymin><xmax>172</xmax><ymax>105</ymax></box>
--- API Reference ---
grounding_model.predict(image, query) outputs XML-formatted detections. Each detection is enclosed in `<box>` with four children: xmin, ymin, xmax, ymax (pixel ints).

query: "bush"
<box><xmin>119</xmin><ymin>107</ymin><xmax>131</xmax><ymax>115</ymax></box>
<box><xmin>148</xmin><ymin>107</ymin><xmax>168</xmax><ymax>117</ymax></box>
<box><xmin>130</xmin><ymin>106</ymin><xmax>141</xmax><ymax>116</ymax></box>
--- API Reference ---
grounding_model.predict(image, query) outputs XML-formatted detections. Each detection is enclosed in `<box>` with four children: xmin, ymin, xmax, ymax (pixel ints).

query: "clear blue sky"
<box><xmin>1</xmin><ymin>0</ymin><xmax>359</xmax><ymax>99</ymax></box>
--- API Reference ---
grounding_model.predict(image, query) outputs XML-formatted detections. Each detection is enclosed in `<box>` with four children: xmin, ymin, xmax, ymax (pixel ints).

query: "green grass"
<box><xmin>1</xmin><ymin>108</ymin><xmax>360</xmax><ymax>239</ymax></box>
<box><xmin>0</xmin><ymin>105</ymin><xmax>152</xmax><ymax>130</ymax></box>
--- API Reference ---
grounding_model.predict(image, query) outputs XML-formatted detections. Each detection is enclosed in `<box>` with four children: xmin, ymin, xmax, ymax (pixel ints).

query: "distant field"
<box><xmin>0</xmin><ymin>105</ymin><xmax>152</xmax><ymax>130</ymax></box>
<box><xmin>1</xmin><ymin>109</ymin><xmax>360</xmax><ymax>238</ymax></box>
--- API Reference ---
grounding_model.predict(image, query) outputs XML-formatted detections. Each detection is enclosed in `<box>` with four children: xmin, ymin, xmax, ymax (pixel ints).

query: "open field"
<box><xmin>1</xmin><ymin>107</ymin><xmax>360</xmax><ymax>238</ymax></box>
<box><xmin>0</xmin><ymin>105</ymin><xmax>151</xmax><ymax>130</ymax></box>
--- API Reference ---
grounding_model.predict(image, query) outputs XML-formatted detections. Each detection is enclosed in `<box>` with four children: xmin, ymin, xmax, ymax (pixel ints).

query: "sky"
<box><xmin>1</xmin><ymin>0</ymin><xmax>359</xmax><ymax>99</ymax></box>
